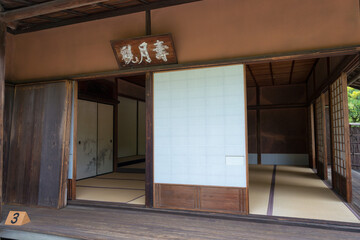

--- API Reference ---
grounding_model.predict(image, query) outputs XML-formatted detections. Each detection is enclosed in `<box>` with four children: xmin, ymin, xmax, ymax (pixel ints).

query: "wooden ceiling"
<box><xmin>246</xmin><ymin>58</ymin><xmax>317</xmax><ymax>87</ymax></box>
<box><xmin>0</xmin><ymin>0</ymin><xmax>200</xmax><ymax>34</ymax></box>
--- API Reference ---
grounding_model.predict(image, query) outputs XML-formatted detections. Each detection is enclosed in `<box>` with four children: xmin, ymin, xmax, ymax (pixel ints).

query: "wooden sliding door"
<box><xmin>5</xmin><ymin>81</ymin><xmax>72</xmax><ymax>208</ymax></box>
<box><xmin>329</xmin><ymin>73</ymin><xmax>352</xmax><ymax>202</ymax></box>
<box><xmin>315</xmin><ymin>94</ymin><xmax>327</xmax><ymax>180</ymax></box>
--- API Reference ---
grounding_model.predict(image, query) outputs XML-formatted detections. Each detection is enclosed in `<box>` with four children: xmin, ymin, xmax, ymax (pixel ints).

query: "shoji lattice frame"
<box><xmin>329</xmin><ymin>73</ymin><xmax>352</xmax><ymax>202</ymax></box>
<box><xmin>315</xmin><ymin>94</ymin><xmax>327</xmax><ymax>180</ymax></box>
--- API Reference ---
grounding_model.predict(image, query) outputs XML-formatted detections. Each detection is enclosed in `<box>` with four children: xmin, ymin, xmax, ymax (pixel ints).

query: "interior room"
<box><xmin>75</xmin><ymin>75</ymin><xmax>146</xmax><ymax>205</ymax></box>
<box><xmin>247</xmin><ymin>56</ymin><xmax>359</xmax><ymax>223</ymax></box>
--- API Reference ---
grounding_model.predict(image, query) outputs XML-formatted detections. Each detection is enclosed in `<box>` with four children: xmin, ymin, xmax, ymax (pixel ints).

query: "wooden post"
<box><xmin>0</xmin><ymin>21</ymin><xmax>6</xmax><ymax>221</ymax></box>
<box><xmin>145</xmin><ymin>72</ymin><xmax>153</xmax><ymax>208</ymax></box>
<box><xmin>256</xmin><ymin>87</ymin><xmax>261</xmax><ymax>164</ymax></box>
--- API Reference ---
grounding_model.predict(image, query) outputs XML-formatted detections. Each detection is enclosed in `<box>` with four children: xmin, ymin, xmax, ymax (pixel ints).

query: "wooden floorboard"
<box><xmin>351</xmin><ymin>169</ymin><xmax>360</xmax><ymax>211</ymax></box>
<box><xmin>1</xmin><ymin>204</ymin><xmax>359</xmax><ymax>240</ymax></box>
<box><xmin>327</xmin><ymin>167</ymin><xmax>360</xmax><ymax>213</ymax></box>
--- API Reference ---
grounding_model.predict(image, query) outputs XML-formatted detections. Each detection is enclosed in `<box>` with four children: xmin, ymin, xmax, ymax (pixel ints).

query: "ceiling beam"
<box><xmin>289</xmin><ymin>60</ymin><xmax>295</xmax><ymax>84</ymax></box>
<box><xmin>96</xmin><ymin>3</ymin><xmax>117</xmax><ymax>10</ymax></box>
<box><xmin>269</xmin><ymin>62</ymin><xmax>275</xmax><ymax>85</ymax></box>
<box><xmin>0</xmin><ymin>0</ymin><xmax>110</xmax><ymax>23</ymax></box>
<box><xmin>11</xmin><ymin>0</ymin><xmax>201</xmax><ymax>34</ymax></box>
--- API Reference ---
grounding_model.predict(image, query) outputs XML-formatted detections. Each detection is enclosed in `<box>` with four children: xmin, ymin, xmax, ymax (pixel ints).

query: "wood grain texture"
<box><xmin>2</xmin><ymin>85</ymin><xmax>14</xmax><ymax>205</ymax></box>
<box><xmin>329</xmin><ymin>73</ymin><xmax>352</xmax><ymax>202</ymax></box>
<box><xmin>2</xmin><ymin>204</ymin><xmax>359</xmax><ymax>240</ymax></box>
<box><xmin>0</xmin><ymin>21</ymin><xmax>5</xmax><ymax>222</ymax></box>
<box><xmin>5</xmin><ymin>81</ymin><xmax>72</xmax><ymax>208</ymax></box>
<box><xmin>145</xmin><ymin>72</ymin><xmax>153</xmax><ymax>208</ymax></box>
<box><xmin>154</xmin><ymin>183</ymin><xmax>248</xmax><ymax>214</ymax></box>
<box><xmin>111</xmin><ymin>34</ymin><xmax>177</xmax><ymax>69</ymax></box>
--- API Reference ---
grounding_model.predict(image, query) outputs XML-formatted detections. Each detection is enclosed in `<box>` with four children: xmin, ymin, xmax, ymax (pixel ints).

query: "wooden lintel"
<box><xmin>0</xmin><ymin>0</ymin><xmax>110</xmax><ymax>23</ymax></box>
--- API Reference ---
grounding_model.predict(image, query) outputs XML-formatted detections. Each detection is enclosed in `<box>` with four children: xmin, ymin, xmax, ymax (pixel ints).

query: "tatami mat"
<box><xmin>249</xmin><ymin>165</ymin><xmax>273</xmax><ymax>215</ymax></box>
<box><xmin>272</xmin><ymin>165</ymin><xmax>359</xmax><ymax>223</ymax></box>
<box><xmin>77</xmin><ymin>178</ymin><xmax>145</xmax><ymax>190</ymax></box>
<box><xmin>76</xmin><ymin>173</ymin><xmax>145</xmax><ymax>205</ymax></box>
<box><xmin>76</xmin><ymin>187</ymin><xmax>144</xmax><ymax>203</ymax></box>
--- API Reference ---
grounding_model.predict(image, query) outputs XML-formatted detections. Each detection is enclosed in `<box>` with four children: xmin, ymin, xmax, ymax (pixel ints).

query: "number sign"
<box><xmin>111</xmin><ymin>34</ymin><xmax>177</xmax><ymax>69</ymax></box>
<box><xmin>5</xmin><ymin>211</ymin><xmax>31</xmax><ymax>226</ymax></box>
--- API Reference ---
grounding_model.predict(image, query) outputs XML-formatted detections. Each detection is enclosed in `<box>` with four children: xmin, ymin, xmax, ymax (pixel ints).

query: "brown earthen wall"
<box><xmin>5</xmin><ymin>0</ymin><xmax>360</xmax><ymax>82</ymax></box>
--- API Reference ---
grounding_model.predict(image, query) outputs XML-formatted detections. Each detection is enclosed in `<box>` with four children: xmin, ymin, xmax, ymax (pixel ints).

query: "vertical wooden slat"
<box><xmin>0</xmin><ymin>21</ymin><xmax>6</xmax><ymax>221</ymax></box>
<box><xmin>315</xmin><ymin>94</ymin><xmax>327</xmax><ymax>180</ymax></box>
<box><xmin>256</xmin><ymin>87</ymin><xmax>261</xmax><ymax>165</ymax></box>
<box><xmin>329</xmin><ymin>74</ymin><xmax>352</xmax><ymax>202</ymax></box>
<box><xmin>243</xmin><ymin>65</ymin><xmax>249</xmax><ymax>214</ymax></box>
<box><xmin>72</xmin><ymin>81</ymin><xmax>78</xmax><ymax>200</ymax></box>
<box><xmin>341</xmin><ymin>73</ymin><xmax>352</xmax><ymax>202</ymax></box>
<box><xmin>321</xmin><ymin>94</ymin><xmax>328</xmax><ymax>180</ymax></box>
<box><xmin>113</xmin><ymin>79</ymin><xmax>118</xmax><ymax>173</ymax></box>
<box><xmin>329</xmin><ymin>89</ymin><xmax>336</xmax><ymax>189</ymax></box>
<box><xmin>309</xmin><ymin>104</ymin><xmax>316</xmax><ymax>168</ymax></box>
<box><xmin>145</xmin><ymin>72</ymin><xmax>154</xmax><ymax>208</ymax></box>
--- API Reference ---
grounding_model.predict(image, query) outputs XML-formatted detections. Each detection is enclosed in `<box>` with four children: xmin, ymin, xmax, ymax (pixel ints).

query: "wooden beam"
<box><xmin>0</xmin><ymin>21</ymin><xmax>6</xmax><ymax>221</ymax></box>
<box><xmin>97</xmin><ymin>3</ymin><xmax>117</xmax><ymax>10</ymax></box>
<box><xmin>63</xmin><ymin>9</ymin><xmax>87</xmax><ymax>16</ymax></box>
<box><xmin>247</xmin><ymin>65</ymin><xmax>258</xmax><ymax>87</ymax></box>
<box><xmin>289</xmin><ymin>60</ymin><xmax>295</xmax><ymax>84</ymax></box>
<box><xmin>10</xmin><ymin>0</ymin><xmax>201</xmax><ymax>34</ymax></box>
<box><xmin>269</xmin><ymin>62</ymin><xmax>275</xmax><ymax>85</ymax></box>
<box><xmin>0</xmin><ymin>0</ymin><xmax>110</xmax><ymax>23</ymax></box>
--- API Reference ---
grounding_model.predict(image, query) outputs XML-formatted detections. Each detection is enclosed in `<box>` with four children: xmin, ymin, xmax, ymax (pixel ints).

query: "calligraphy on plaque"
<box><xmin>111</xmin><ymin>34</ymin><xmax>177</xmax><ymax>69</ymax></box>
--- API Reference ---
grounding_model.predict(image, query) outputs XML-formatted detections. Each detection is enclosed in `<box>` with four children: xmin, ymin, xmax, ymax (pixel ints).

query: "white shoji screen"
<box><xmin>154</xmin><ymin>65</ymin><xmax>247</xmax><ymax>187</ymax></box>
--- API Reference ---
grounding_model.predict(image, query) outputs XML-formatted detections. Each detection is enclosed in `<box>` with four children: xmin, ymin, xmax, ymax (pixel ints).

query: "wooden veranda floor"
<box><xmin>1</xmin><ymin>204</ymin><xmax>360</xmax><ymax>240</ymax></box>
<box><xmin>327</xmin><ymin>167</ymin><xmax>360</xmax><ymax>213</ymax></box>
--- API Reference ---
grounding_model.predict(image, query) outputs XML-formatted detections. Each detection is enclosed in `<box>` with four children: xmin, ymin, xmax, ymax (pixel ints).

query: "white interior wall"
<box><xmin>117</xmin><ymin>96</ymin><xmax>137</xmax><ymax>158</ymax></box>
<box><xmin>154</xmin><ymin>65</ymin><xmax>247</xmax><ymax>187</ymax></box>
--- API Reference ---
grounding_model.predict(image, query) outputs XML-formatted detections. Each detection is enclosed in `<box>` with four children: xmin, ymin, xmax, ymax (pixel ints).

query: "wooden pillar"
<box><xmin>145</xmin><ymin>72</ymin><xmax>154</xmax><ymax>208</ymax></box>
<box><xmin>256</xmin><ymin>87</ymin><xmax>261</xmax><ymax>164</ymax></box>
<box><xmin>0</xmin><ymin>21</ymin><xmax>6</xmax><ymax>221</ymax></box>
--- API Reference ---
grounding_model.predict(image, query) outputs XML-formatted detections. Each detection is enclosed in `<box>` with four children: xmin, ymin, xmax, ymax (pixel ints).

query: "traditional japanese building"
<box><xmin>0</xmin><ymin>0</ymin><xmax>360</xmax><ymax>239</ymax></box>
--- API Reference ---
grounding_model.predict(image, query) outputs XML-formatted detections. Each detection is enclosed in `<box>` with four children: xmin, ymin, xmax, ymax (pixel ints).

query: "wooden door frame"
<box><xmin>70</xmin><ymin>86</ymin><xmax>117</xmax><ymax>200</ymax></box>
<box><xmin>67</xmin><ymin>47</ymin><xmax>359</xmax><ymax>207</ymax></box>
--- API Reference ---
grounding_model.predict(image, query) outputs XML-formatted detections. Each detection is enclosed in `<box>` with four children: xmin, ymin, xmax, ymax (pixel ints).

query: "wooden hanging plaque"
<box><xmin>111</xmin><ymin>34</ymin><xmax>177</xmax><ymax>69</ymax></box>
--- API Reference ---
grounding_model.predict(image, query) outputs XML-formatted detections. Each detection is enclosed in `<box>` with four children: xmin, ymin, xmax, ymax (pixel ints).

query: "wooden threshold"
<box><xmin>67</xmin><ymin>200</ymin><xmax>360</xmax><ymax>233</ymax></box>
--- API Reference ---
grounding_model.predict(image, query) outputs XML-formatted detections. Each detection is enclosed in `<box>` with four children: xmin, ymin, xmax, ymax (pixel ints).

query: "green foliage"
<box><xmin>348</xmin><ymin>87</ymin><xmax>360</xmax><ymax>123</ymax></box>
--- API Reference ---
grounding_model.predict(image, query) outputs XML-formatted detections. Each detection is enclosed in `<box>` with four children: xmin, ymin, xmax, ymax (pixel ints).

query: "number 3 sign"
<box><xmin>5</xmin><ymin>211</ymin><xmax>31</xmax><ymax>226</ymax></box>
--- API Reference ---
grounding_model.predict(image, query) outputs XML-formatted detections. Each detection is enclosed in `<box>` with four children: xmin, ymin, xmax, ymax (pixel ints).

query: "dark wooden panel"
<box><xmin>260</xmin><ymin>108</ymin><xmax>308</xmax><ymax>153</ymax></box>
<box><xmin>2</xmin><ymin>86</ymin><xmax>14</xmax><ymax>203</ymax></box>
<box><xmin>0</xmin><ymin>22</ymin><xmax>6</xmax><ymax>222</ymax></box>
<box><xmin>315</xmin><ymin>58</ymin><xmax>328</xmax><ymax>90</ymax></box>
<box><xmin>118</xmin><ymin>78</ymin><xmax>145</xmax><ymax>101</ymax></box>
<box><xmin>260</xmin><ymin>84</ymin><xmax>306</xmax><ymax>105</ymax></box>
<box><xmin>247</xmin><ymin>87</ymin><xmax>256</xmax><ymax>106</ymax></box>
<box><xmin>5</xmin><ymin>81</ymin><xmax>72</xmax><ymax>208</ymax></box>
<box><xmin>155</xmin><ymin>184</ymin><xmax>248</xmax><ymax>214</ymax></box>
<box><xmin>200</xmin><ymin>186</ymin><xmax>245</xmax><ymax>212</ymax></box>
<box><xmin>155</xmin><ymin>184</ymin><xmax>196</xmax><ymax>209</ymax></box>
<box><xmin>247</xmin><ymin>110</ymin><xmax>257</xmax><ymax>153</ymax></box>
